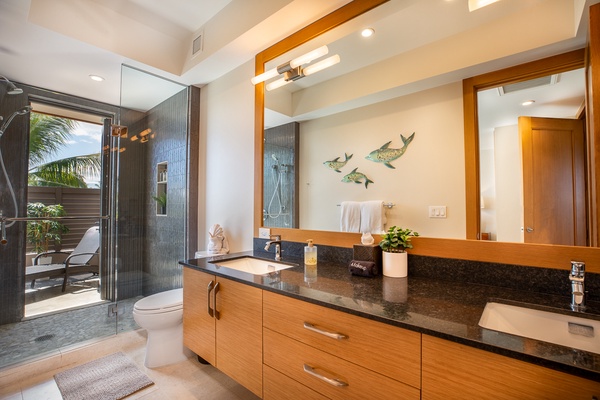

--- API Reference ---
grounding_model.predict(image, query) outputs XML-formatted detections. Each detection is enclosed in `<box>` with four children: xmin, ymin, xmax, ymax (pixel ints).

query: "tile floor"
<box><xmin>0</xmin><ymin>329</ymin><xmax>260</xmax><ymax>400</ymax></box>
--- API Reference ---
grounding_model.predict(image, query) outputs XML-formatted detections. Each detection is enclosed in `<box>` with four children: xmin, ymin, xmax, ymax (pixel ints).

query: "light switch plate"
<box><xmin>429</xmin><ymin>206</ymin><xmax>447</xmax><ymax>218</ymax></box>
<box><xmin>259</xmin><ymin>227</ymin><xmax>271</xmax><ymax>239</ymax></box>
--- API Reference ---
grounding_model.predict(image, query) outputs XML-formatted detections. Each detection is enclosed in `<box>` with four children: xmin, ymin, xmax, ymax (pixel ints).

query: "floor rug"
<box><xmin>54</xmin><ymin>352</ymin><xmax>154</xmax><ymax>400</ymax></box>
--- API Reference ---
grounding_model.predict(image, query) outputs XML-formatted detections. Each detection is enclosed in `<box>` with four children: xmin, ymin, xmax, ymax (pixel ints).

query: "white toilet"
<box><xmin>133</xmin><ymin>288</ymin><xmax>192</xmax><ymax>368</ymax></box>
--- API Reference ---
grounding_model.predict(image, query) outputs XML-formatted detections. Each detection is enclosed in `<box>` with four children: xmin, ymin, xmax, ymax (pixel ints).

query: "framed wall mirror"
<box><xmin>254</xmin><ymin>0</ymin><xmax>600</xmax><ymax>272</ymax></box>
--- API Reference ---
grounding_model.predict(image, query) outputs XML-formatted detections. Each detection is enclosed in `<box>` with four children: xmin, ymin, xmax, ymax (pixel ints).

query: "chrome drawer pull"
<box><xmin>303</xmin><ymin>322</ymin><xmax>348</xmax><ymax>340</ymax></box>
<box><xmin>303</xmin><ymin>364</ymin><xmax>348</xmax><ymax>387</ymax></box>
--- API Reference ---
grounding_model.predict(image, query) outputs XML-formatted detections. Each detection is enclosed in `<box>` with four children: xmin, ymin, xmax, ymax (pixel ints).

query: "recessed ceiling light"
<box><xmin>89</xmin><ymin>74</ymin><xmax>105</xmax><ymax>82</ymax></box>
<box><xmin>521</xmin><ymin>100</ymin><xmax>535</xmax><ymax>106</ymax></box>
<box><xmin>361</xmin><ymin>28</ymin><xmax>374</xmax><ymax>38</ymax></box>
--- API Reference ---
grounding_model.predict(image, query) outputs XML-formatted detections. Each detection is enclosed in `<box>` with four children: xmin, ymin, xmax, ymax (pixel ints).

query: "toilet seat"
<box><xmin>134</xmin><ymin>288</ymin><xmax>183</xmax><ymax>314</ymax></box>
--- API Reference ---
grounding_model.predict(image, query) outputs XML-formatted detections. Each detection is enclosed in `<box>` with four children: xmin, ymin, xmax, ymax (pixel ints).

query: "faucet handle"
<box><xmin>269</xmin><ymin>234</ymin><xmax>281</xmax><ymax>241</ymax></box>
<box><xmin>571</xmin><ymin>261</ymin><xmax>585</xmax><ymax>278</ymax></box>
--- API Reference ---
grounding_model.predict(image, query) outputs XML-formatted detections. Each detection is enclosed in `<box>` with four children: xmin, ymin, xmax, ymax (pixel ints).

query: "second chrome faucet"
<box><xmin>570</xmin><ymin>261</ymin><xmax>586</xmax><ymax>312</ymax></box>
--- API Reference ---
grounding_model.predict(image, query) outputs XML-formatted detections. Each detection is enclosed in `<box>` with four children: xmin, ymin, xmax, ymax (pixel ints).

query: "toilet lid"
<box><xmin>134</xmin><ymin>288</ymin><xmax>183</xmax><ymax>312</ymax></box>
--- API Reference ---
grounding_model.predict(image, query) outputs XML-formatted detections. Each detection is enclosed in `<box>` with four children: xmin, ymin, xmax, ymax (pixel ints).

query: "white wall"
<box><xmin>299</xmin><ymin>82</ymin><xmax>466</xmax><ymax>239</ymax></box>
<box><xmin>199</xmin><ymin>59</ymin><xmax>255</xmax><ymax>253</ymax></box>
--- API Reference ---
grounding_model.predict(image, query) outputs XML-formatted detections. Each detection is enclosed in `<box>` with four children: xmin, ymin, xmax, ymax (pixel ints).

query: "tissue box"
<box><xmin>353</xmin><ymin>244</ymin><xmax>382</xmax><ymax>266</ymax></box>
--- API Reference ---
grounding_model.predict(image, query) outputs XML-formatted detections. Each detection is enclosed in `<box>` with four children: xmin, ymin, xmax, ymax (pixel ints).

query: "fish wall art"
<box><xmin>342</xmin><ymin>168</ymin><xmax>374</xmax><ymax>188</ymax></box>
<box><xmin>365</xmin><ymin>132</ymin><xmax>415</xmax><ymax>169</ymax></box>
<box><xmin>323</xmin><ymin>153</ymin><xmax>353</xmax><ymax>172</ymax></box>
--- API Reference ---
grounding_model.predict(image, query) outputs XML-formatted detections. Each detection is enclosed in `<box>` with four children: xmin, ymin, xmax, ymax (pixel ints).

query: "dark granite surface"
<box><xmin>180</xmin><ymin>248</ymin><xmax>600</xmax><ymax>382</ymax></box>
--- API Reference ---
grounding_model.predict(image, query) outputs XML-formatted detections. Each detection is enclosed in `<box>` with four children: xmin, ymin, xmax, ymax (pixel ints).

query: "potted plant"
<box><xmin>153</xmin><ymin>192</ymin><xmax>167</xmax><ymax>215</ymax></box>
<box><xmin>26</xmin><ymin>202</ymin><xmax>69</xmax><ymax>264</ymax></box>
<box><xmin>379</xmin><ymin>226</ymin><xmax>419</xmax><ymax>277</ymax></box>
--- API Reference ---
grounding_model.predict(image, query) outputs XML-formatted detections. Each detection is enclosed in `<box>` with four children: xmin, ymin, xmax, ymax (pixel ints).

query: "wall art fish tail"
<box><xmin>341</xmin><ymin>167</ymin><xmax>374</xmax><ymax>188</ymax></box>
<box><xmin>365</xmin><ymin>132</ymin><xmax>415</xmax><ymax>169</ymax></box>
<box><xmin>323</xmin><ymin>153</ymin><xmax>353</xmax><ymax>173</ymax></box>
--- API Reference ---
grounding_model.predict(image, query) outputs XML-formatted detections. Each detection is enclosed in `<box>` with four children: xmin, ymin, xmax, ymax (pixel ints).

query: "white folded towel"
<box><xmin>360</xmin><ymin>200</ymin><xmax>385</xmax><ymax>234</ymax></box>
<box><xmin>340</xmin><ymin>201</ymin><xmax>361</xmax><ymax>232</ymax></box>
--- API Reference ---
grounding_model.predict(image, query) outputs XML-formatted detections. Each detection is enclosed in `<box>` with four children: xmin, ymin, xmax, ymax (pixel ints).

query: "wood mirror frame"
<box><xmin>254</xmin><ymin>0</ymin><xmax>600</xmax><ymax>273</ymax></box>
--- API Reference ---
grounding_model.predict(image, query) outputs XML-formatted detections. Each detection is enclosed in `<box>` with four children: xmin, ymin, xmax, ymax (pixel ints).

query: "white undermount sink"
<box><xmin>479</xmin><ymin>302</ymin><xmax>600</xmax><ymax>354</ymax></box>
<box><xmin>211</xmin><ymin>257</ymin><xmax>294</xmax><ymax>275</ymax></box>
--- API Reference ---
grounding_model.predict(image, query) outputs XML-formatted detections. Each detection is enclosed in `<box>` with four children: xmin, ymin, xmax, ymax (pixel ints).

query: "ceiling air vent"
<box><xmin>192</xmin><ymin>34</ymin><xmax>203</xmax><ymax>55</ymax></box>
<box><xmin>497</xmin><ymin>74</ymin><xmax>559</xmax><ymax>95</ymax></box>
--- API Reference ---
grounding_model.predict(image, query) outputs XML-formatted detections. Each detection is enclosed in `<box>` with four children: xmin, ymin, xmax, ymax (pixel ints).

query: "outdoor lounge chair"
<box><xmin>25</xmin><ymin>226</ymin><xmax>100</xmax><ymax>292</ymax></box>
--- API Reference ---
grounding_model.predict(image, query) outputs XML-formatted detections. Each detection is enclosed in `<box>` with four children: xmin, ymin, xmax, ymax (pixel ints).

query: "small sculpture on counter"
<box><xmin>207</xmin><ymin>224</ymin><xmax>230</xmax><ymax>254</ymax></box>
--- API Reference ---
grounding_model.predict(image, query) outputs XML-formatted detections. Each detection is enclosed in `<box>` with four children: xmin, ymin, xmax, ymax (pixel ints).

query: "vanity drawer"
<box><xmin>263</xmin><ymin>364</ymin><xmax>329</xmax><ymax>400</ymax></box>
<box><xmin>263</xmin><ymin>291</ymin><xmax>421</xmax><ymax>389</ymax></box>
<box><xmin>264</xmin><ymin>328</ymin><xmax>420</xmax><ymax>400</ymax></box>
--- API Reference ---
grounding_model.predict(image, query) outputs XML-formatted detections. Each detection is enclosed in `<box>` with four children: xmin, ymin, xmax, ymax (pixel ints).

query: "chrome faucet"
<box><xmin>264</xmin><ymin>235</ymin><xmax>282</xmax><ymax>261</ymax></box>
<box><xmin>570</xmin><ymin>261</ymin><xmax>586</xmax><ymax>311</ymax></box>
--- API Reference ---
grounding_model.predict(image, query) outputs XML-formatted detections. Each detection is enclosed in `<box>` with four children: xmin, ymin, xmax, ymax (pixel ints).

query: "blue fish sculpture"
<box><xmin>323</xmin><ymin>153</ymin><xmax>353</xmax><ymax>173</ymax></box>
<box><xmin>365</xmin><ymin>132</ymin><xmax>415</xmax><ymax>169</ymax></box>
<box><xmin>342</xmin><ymin>168</ymin><xmax>374</xmax><ymax>188</ymax></box>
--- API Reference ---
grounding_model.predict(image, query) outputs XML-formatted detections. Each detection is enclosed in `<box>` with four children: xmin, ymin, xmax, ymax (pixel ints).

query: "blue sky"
<box><xmin>48</xmin><ymin>119</ymin><xmax>103</xmax><ymax>187</ymax></box>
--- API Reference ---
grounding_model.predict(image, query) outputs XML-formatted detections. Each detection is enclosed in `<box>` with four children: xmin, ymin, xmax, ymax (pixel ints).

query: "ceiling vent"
<box><xmin>192</xmin><ymin>33</ymin><xmax>203</xmax><ymax>55</ymax></box>
<box><xmin>497</xmin><ymin>74</ymin><xmax>559</xmax><ymax>96</ymax></box>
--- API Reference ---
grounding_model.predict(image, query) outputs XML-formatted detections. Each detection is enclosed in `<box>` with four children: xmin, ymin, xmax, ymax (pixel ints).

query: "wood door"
<box><xmin>520</xmin><ymin>116</ymin><xmax>586</xmax><ymax>245</ymax></box>
<box><xmin>215</xmin><ymin>277</ymin><xmax>263</xmax><ymax>397</ymax></box>
<box><xmin>182</xmin><ymin>268</ymin><xmax>216</xmax><ymax>365</ymax></box>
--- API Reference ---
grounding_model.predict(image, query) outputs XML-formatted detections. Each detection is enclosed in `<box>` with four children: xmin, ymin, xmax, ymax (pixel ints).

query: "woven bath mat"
<box><xmin>54</xmin><ymin>352</ymin><xmax>154</xmax><ymax>400</ymax></box>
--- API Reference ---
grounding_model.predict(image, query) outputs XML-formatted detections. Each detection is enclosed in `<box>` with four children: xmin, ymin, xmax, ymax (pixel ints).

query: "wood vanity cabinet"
<box><xmin>182</xmin><ymin>268</ymin><xmax>263</xmax><ymax>397</ymax></box>
<box><xmin>422</xmin><ymin>335</ymin><xmax>600</xmax><ymax>399</ymax></box>
<box><xmin>262</xmin><ymin>291</ymin><xmax>421</xmax><ymax>400</ymax></box>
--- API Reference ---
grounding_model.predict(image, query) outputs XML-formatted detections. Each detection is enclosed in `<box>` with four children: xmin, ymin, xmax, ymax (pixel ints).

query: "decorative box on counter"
<box><xmin>353</xmin><ymin>244</ymin><xmax>382</xmax><ymax>266</ymax></box>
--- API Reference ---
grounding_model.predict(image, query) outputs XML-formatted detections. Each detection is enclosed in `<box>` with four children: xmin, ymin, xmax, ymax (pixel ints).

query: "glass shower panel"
<box><xmin>116</xmin><ymin>65</ymin><xmax>190</xmax><ymax>333</ymax></box>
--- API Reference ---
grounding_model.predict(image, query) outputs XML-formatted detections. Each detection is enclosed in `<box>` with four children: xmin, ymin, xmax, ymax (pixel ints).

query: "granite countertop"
<box><xmin>180</xmin><ymin>251</ymin><xmax>600</xmax><ymax>382</ymax></box>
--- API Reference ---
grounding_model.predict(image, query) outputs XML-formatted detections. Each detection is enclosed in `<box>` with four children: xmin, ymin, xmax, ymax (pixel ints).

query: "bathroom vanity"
<box><xmin>181</xmin><ymin>252</ymin><xmax>600</xmax><ymax>399</ymax></box>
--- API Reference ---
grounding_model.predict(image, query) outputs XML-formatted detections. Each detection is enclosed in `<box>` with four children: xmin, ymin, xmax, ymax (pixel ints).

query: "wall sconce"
<box><xmin>251</xmin><ymin>45</ymin><xmax>341</xmax><ymax>91</ymax></box>
<box><xmin>111</xmin><ymin>124</ymin><xmax>128</xmax><ymax>137</ymax></box>
<box><xmin>468</xmin><ymin>0</ymin><xmax>500</xmax><ymax>12</ymax></box>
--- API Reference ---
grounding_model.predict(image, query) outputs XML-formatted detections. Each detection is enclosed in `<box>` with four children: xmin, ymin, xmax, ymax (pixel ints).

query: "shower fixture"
<box><xmin>0</xmin><ymin>105</ymin><xmax>32</xmax><ymax>245</ymax></box>
<box><xmin>0</xmin><ymin>76</ymin><xmax>23</xmax><ymax>95</ymax></box>
<box><xmin>0</xmin><ymin>105</ymin><xmax>32</xmax><ymax>137</ymax></box>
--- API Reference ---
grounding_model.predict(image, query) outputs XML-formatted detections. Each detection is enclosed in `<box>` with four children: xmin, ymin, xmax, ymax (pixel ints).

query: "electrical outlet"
<box><xmin>259</xmin><ymin>227</ymin><xmax>271</xmax><ymax>239</ymax></box>
<box><xmin>428</xmin><ymin>206</ymin><xmax>447</xmax><ymax>218</ymax></box>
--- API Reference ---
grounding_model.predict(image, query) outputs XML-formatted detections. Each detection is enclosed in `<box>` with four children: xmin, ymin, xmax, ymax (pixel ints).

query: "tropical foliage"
<box><xmin>26</xmin><ymin>202</ymin><xmax>69</xmax><ymax>254</ymax></box>
<box><xmin>28</xmin><ymin>113</ymin><xmax>101</xmax><ymax>188</ymax></box>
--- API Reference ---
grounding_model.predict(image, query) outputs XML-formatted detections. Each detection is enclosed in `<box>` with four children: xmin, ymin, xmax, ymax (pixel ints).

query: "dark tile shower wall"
<box><xmin>142</xmin><ymin>88</ymin><xmax>195</xmax><ymax>296</ymax></box>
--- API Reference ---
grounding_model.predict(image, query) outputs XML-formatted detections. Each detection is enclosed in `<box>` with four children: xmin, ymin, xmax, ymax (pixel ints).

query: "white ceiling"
<box><xmin>0</xmin><ymin>0</ymin><xmax>598</xmax><ymax>115</ymax></box>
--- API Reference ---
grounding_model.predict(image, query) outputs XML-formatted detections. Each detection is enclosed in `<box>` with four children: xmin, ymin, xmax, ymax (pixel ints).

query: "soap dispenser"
<box><xmin>304</xmin><ymin>239</ymin><xmax>317</xmax><ymax>265</ymax></box>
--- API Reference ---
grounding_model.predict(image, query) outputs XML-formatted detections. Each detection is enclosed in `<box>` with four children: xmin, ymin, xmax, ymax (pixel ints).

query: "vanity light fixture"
<box><xmin>468</xmin><ymin>0</ymin><xmax>500</xmax><ymax>12</ymax></box>
<box><xmin>89</xmin><ymin>74</ymin><xmax>105</xmax><ymax>82</ymax></box>
<box><xmin>521</xmin><ymin>100</ymin><xmax>535</xmax><ymax>106</ymax></box>
<box><xmin>252</xmin><ymin>45</ymin><xmax>341</xmax><ymax>91</ymax></box>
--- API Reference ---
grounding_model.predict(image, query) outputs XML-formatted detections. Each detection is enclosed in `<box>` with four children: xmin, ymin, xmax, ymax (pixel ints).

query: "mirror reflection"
<box><xmin>258</xmin><ymin>0</ymin><xmax>593</xmax><ymax>246</ymax></box>
<box><xmin>478</xmin><ymin>68</ymin><xmax>586</xmax><ymax>245</ymax></box>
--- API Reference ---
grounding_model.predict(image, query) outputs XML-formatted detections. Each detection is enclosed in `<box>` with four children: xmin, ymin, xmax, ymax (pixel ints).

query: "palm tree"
<box><xmin>28</xmin><ymin>113</ymin><xmax>101</xmax><ymax>188</ymax></box>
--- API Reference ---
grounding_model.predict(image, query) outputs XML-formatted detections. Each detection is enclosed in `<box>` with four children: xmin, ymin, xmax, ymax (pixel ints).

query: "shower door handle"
<box><xmin>213</xmin><ymin>282</ymin><xmax>221</xmax><ymax>320</ymax></box>
<box><xmin>207</xmin><ymin>280</ymin><xmax>215</xmax><ymax>317</ymax></box>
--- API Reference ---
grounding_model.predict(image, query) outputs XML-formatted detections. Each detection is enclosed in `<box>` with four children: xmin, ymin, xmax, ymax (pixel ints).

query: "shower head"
<box><xmin>271</xmin><ymin>154</ymin><xmax>278</xmax><ymax>162</ymax></box>
<box><xmin>0</xmin><ymin>76</ymin><xmax>23</xmax><ymax>95</ymax></box>
<box><xmin>0</xmin><ymin>105</ymin><xmax>32</xmax><ymax>137</ymax></box>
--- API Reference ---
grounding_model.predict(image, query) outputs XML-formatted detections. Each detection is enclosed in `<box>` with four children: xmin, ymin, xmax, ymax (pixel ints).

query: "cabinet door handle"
<box><xmin>303</xmin><ymin>364</ymin><xmax>348</xmax><ymax>387</ymax></box>
<box><xmin>213</xmin><ymin>282</ymin><xmax>220</xmax><ymax>320</ymax></box>
<box><xmin>303</xmin><ymin>322</ymin><xmax>348</xmax><ymax>340</ymax></box>
<box><xmin>207</xmin><ymin>280</ymin><xmax>215</xmax><ymax>317</ymax></box>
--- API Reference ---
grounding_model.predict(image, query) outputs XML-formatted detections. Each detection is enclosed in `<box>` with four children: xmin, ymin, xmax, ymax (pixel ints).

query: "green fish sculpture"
<box><xmin>342</xmin><ymin>167</ymin><xmax>374</xmax><ymax>188</ymax></box>
<box><xmin>365</xmin><ymin>132</ymin><xmax>415</xmax><ymax>169</ymax></box>
<box><xmin>323</xmin><ymin>153</ymin><xmax>353</xmax><ymax>173</ymax></box>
